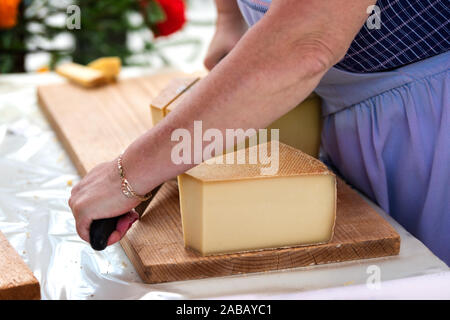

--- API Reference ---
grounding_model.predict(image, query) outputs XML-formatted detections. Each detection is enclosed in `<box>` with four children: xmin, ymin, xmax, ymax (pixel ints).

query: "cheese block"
<box><xmin>56</xmin><ymin>62</ymin><xmax>106</xmax><ymax>88</ymax></box>
<box><xmin>178</xmin><ymin>142</ymin><xmax>336</xmax><ymax>256</ymax></box>
<box><xmin>267</xmin><ymin>93</ymin><xmax>322</xmax><ymax>157</ymax></box>
<box><xmin>150</xmin><ymin>77</ymin><xmax>199</xmax><ymax>126</ymax></box>
<box><xmin>153</xmin><ymin>78</ymin><xmax>322</xmax><ymax>157</ymax></box>
<box><xmin>87</xmin><ymin>57</ymin><xmax>121</xmax><ymax>82</ymax></box>
<box><xmin>0</xmin><ymin>231</ymin><xmax>40</xmax><ymax>300</ymax></box>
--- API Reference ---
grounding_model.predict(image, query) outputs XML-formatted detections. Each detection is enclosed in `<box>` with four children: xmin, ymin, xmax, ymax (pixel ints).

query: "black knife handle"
<box><xmin>89</xmin><ymin>184</ymin><xmax>163</xmax><ymax>251</ymax></box>
<box><xmin>89</xmin><ymin>215</ymin><xmax>123</xmax><ymax>251</ymax></box>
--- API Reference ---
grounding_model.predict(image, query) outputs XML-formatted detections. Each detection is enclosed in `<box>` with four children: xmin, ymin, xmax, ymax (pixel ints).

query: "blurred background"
<box><xmin>0</xmin><ymin>0</ymin><xmax>216</xmax><ymax>73</ymax></box>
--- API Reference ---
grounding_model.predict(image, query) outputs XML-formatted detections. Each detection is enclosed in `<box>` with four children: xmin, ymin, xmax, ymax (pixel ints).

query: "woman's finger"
<box><xmin>76</xmin><ymin>218</ymin><xmax>91</xmax><ymax>243</ymax></box>
<box><xmin>106</xmin><ymin>211</ymin><xmax>139</xmax><ymax>246</ymax></box>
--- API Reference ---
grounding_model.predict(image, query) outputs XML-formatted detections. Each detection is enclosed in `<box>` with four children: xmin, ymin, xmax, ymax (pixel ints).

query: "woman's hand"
<box><xmin>69</xmin><ymin>159</ymin><xmax>141</xmax><ymax>247</ymax></box>
<box><xmin>204</xmin><ymin>11</ymin><xmax>247</xmax><ymax>70</ymax></box>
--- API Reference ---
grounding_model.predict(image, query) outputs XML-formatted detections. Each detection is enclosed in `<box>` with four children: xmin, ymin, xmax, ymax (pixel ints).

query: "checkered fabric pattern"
<box><xmin>238</xmin><ymin>0</ymin><xmax>450</xmax><ymax>73</ymax></box>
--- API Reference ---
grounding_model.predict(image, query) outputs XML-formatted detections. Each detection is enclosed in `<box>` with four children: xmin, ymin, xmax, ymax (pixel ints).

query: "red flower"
<box><xmin>141</xmin><ymin>0</ymin><xmax>186</xmax><ymax>38</ymax></box>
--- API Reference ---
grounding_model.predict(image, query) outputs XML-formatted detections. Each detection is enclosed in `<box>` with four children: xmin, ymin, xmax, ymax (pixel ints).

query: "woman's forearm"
<box><xmin>123</xmin><ymin>0</ymin><xmax>375</xmax><ymax>194</ymax></box>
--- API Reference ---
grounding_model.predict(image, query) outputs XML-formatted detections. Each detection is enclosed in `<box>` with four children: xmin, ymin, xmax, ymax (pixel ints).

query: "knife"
<box><xmin>89</xmin><ymin>184</ymin><xmax>163</xmax><ymax>251</ymax></box>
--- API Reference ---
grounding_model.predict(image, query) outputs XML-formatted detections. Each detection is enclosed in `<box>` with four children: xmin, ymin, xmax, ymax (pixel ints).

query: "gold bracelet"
<box><xmin>118</xmin><ymin>153</ymin><xmax>152</xmax><ymax>201</ymax></box>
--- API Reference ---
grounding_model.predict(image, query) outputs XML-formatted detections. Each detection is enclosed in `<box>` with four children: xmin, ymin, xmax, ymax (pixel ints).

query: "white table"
<box><xmin>1</xmin><ymin>0</ymin><xmax>449</xmax><ymax>298</ymax></box>
<box><xmin>0</xmin><ymin>71</ymin><xmax>448</xmax><ymax>300</ymax></box>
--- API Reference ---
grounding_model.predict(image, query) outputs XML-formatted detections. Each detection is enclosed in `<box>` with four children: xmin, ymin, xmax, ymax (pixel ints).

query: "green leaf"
<box><xmin>0</xmin><ymin>55</ymin><xmax>14</xmax><ymax>74</ymax></box>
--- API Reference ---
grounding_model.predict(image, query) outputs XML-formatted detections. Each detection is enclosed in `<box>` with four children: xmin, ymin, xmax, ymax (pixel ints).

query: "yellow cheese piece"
<box><xmin>150</xmin><ymin>77</ymin><xmax>199</xmax><ymax>126</ymax></box>
<box><xmin>87</xmin><ymin>57</ymin><xmax>121</xmax><ymax>82</ymax></box>
<box><xmin>178</xmin><ymin>142</ymin><xmax>336</xmax><ymax>256</ymax></box>
<box><xmin>267</xmin><ymin>93</ymin><xmax>322</xmax><ymax>158</ymax></box>
<box><xmin>56</xmin><ymin>62</ymin><xmax>106</xmax><ymax>88</ymax></box>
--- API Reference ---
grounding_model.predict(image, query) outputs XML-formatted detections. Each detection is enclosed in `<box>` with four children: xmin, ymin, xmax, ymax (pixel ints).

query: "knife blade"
<box><xmin>89</xmin><ymin>184</ymin><xmax>163</xmax><ymax>251</ymax></box>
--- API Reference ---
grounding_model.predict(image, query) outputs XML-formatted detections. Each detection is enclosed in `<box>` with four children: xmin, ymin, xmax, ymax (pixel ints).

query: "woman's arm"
<box><xmin>204</xmin><ymin>0</ymin><xmax>248</xmax><ymax>70</ymax></box>
<box><xmin>70</xmin><ymin>0</ymin><xmax>376</xmax><ymax>245</ymax></box>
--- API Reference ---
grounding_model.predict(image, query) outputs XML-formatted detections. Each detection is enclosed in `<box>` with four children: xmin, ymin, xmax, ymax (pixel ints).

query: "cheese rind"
<box><xmin>150</xmin><ymin>77</ymin><xmax>199</xmax><ymax>126</ymax></box>
<box><xmin>186</xmin><ymin>141</ymin><xmax>331</xmax><ymax>182</ymax></box>
<box><xmin>178</xmin><ymin>142</ymin><xmax>336</xmax><ymax>256</ymax></box>
<box><xmin>178</xmin><ymin>174</ymin><xmax>204</xmax><ymax>251</ymax></box>
<box><xmin>165</xmin><ymin>80</ymin><xmax>200</xmax><ymax>115</ymax></box>
<box><xmin>56</xmin><ymin>63</ymin><xmax>106</xmax><ymax>87</ymax></box>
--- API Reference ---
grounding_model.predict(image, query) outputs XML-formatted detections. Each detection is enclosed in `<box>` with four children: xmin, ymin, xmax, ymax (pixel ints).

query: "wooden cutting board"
<box><xmin>0</xmin><ymin>231</ymin><xmax>40</xmax><ymax>300</ymax></box>
<box><xmin>37</xmin><ymin>73</ymin><xmax>400</xmax><ymax>284</ymax></box>
<box><xmin>38</xmin><ymin>71</ymin><xmax>186</xmax><ymax>175</ymax></box>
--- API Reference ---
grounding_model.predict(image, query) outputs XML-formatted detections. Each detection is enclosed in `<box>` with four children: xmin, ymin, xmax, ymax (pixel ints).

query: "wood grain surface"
<box><xmin>0</xmin><ymin>232</ymin><xmax>40</xmax><ymax>300</ymax></box>
<box><xmin>38</xmin><ymin>71</ymin><xmax>186</xmax><ymax>175</ymax></box>
<box><xmin>38</xmin><ymin>73</ymin><xmax>400</xmax><ymax>284</ymax></box>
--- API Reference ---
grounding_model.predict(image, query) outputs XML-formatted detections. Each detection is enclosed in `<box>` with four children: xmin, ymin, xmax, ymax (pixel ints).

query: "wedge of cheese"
<box><xmin>178</xmin><ymin>142</ymin><xmax>336</xmax><ymax>256</ymax></box>
<box><xmin>150</xmin><ymin>77</ymin><xmax>199</xmax><ymax>126</ymax></box>
<box><xmin>56</xmin><ymin>62</ymin><xmax>106</xmax><ymax>88</ymax></box>
<box><xmin>87</xmin><ymin>57</ymin><xmax>121</xmax><ymax>82</ymax></box>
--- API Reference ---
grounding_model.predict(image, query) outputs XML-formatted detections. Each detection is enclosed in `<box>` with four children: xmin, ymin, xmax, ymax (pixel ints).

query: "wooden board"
<box><xmin>37</xmin><ymin>74</ymin><xmax>400</xmax><ymax>284</ymax></box>
<box><xmin>0</xmin><ymin>232</ymin><xmax>40</xmax><ymax>300</ymax></box>
<box><xmin>38</xmin><ymin>71</ymin><xmax>186</xmax><ymax>175</ymax></box>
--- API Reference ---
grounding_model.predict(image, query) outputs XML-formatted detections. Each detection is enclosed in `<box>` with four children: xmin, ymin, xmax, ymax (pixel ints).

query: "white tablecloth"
<box><xmin>0</xmin><ymin>0</ymin><xmax>449</xmax><ymax>298</ymax></box>
<box><xmin>0</xmin><ymin>70</ymin><xmax>448</xmax><ymax>300</ymax></box>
